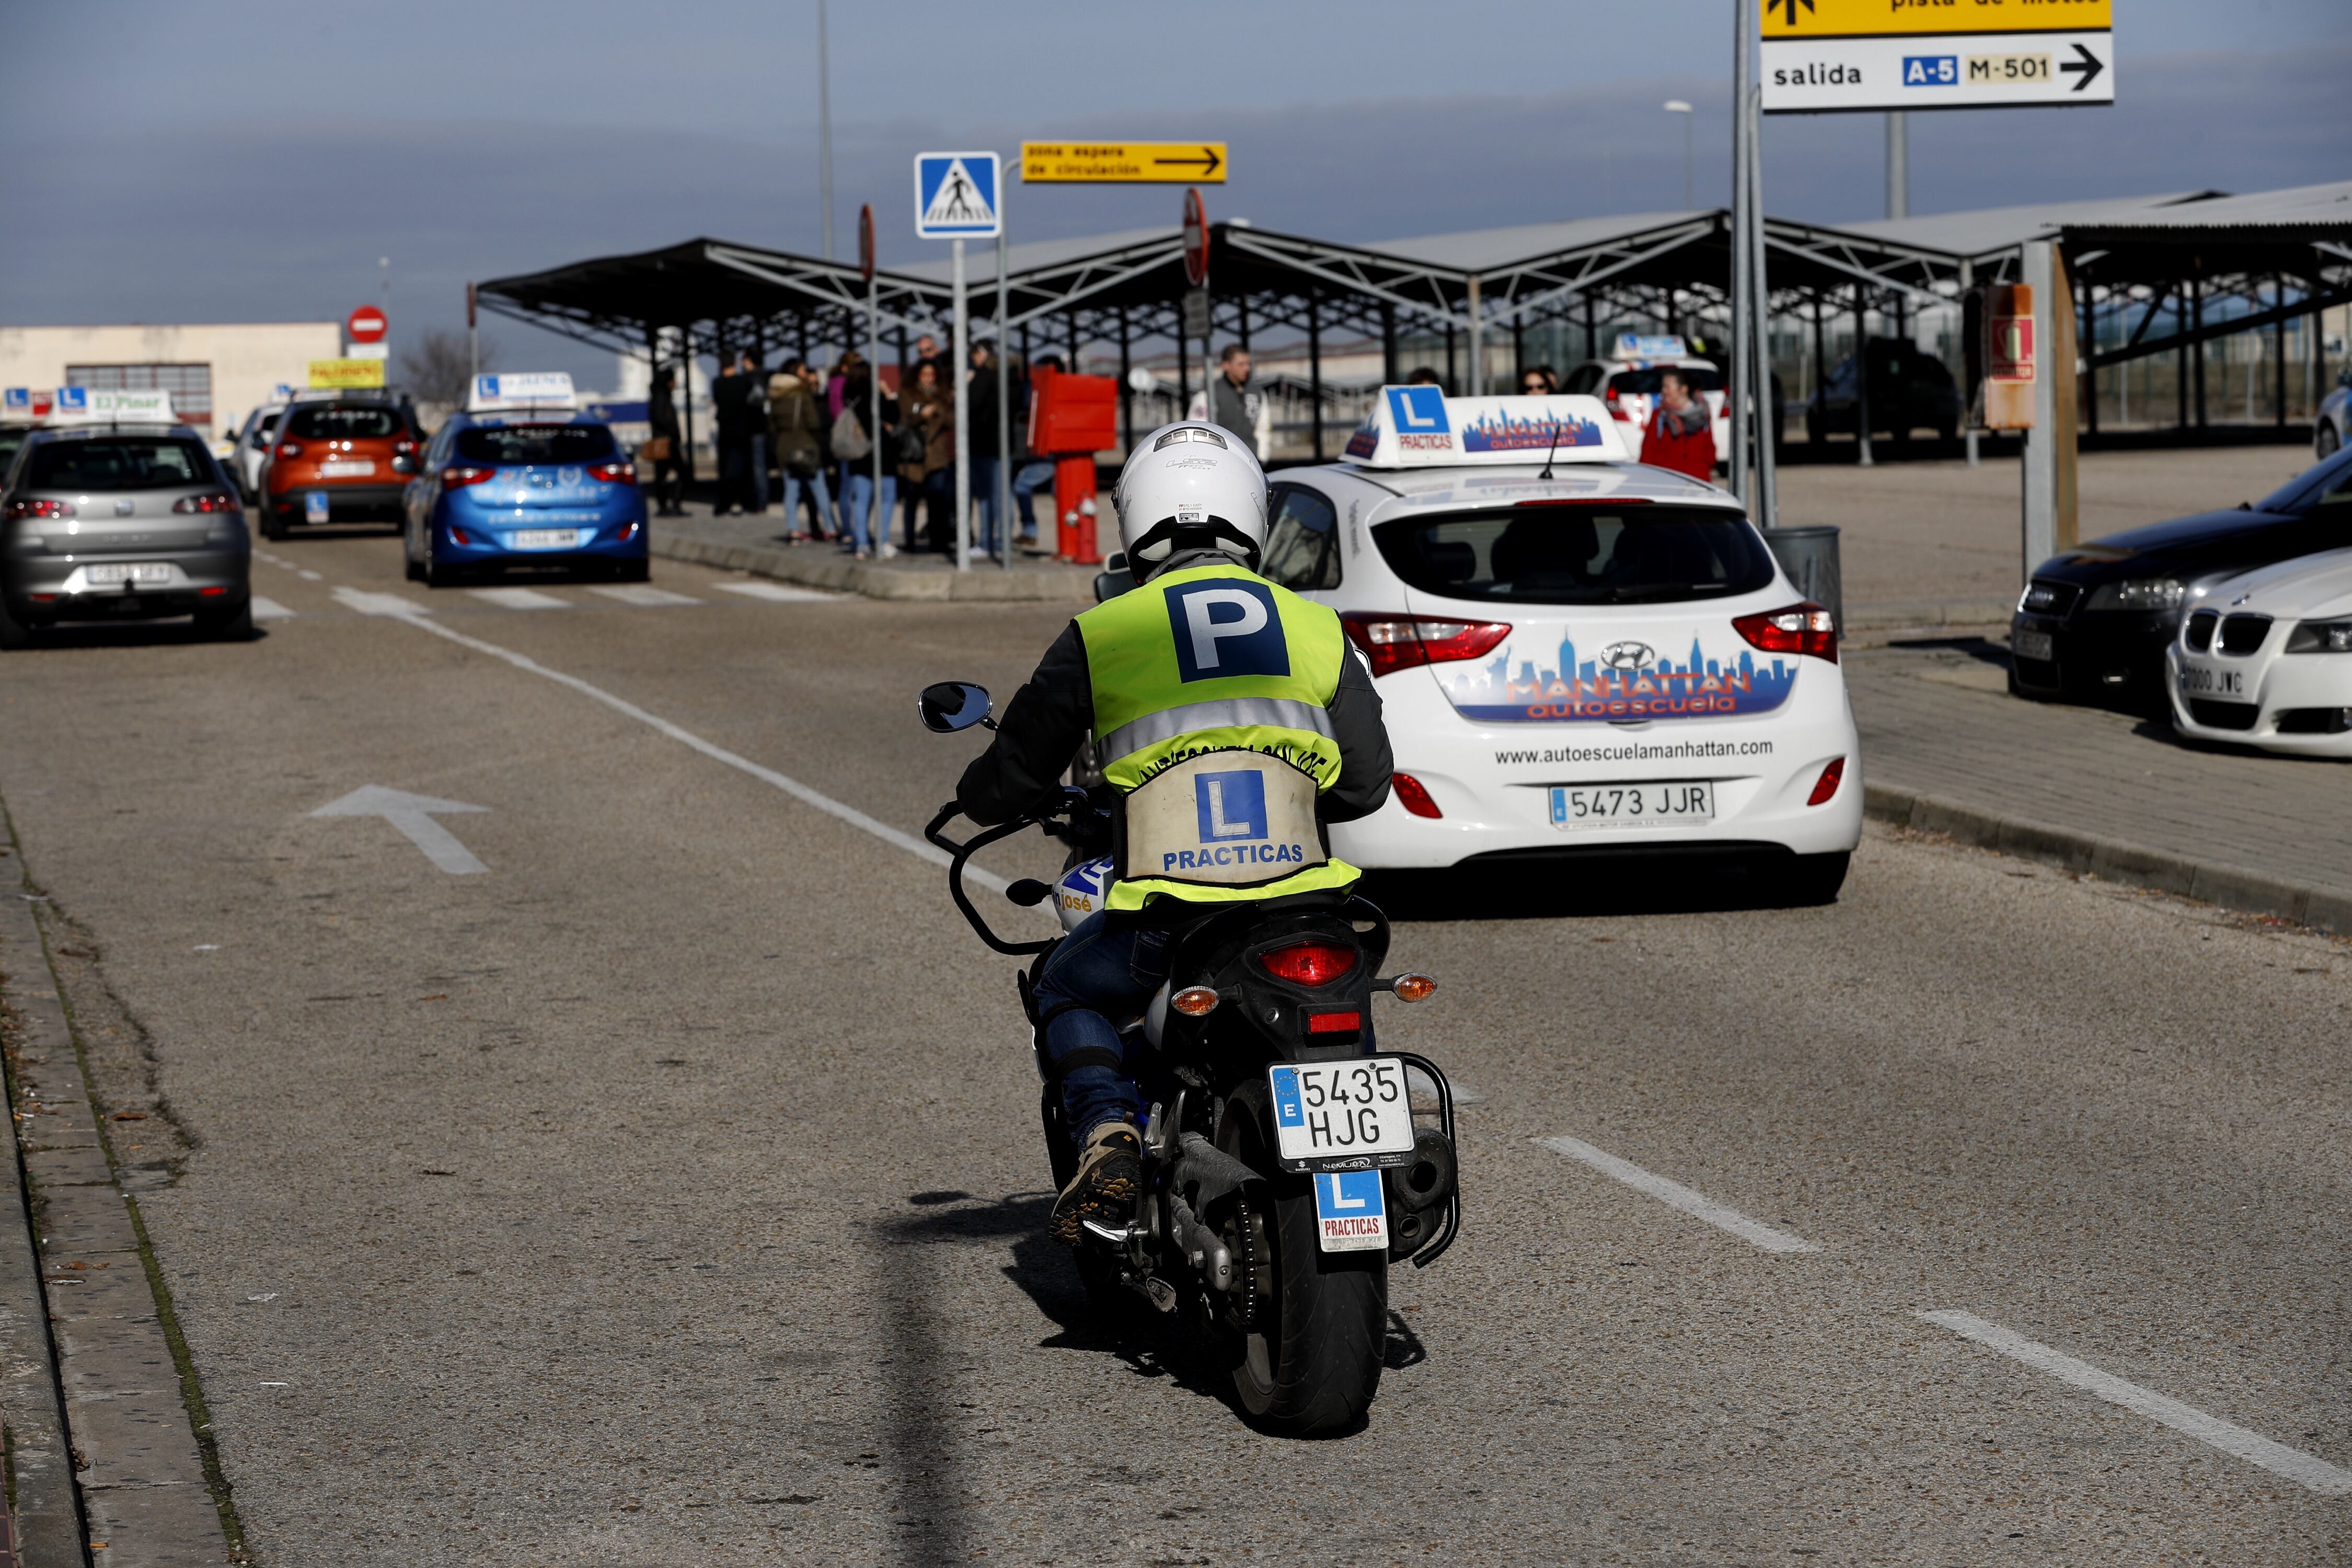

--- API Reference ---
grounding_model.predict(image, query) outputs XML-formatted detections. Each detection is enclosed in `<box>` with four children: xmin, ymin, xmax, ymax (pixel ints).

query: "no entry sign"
<box><xmin>1182</xmin><ymin>188</ymin><xmax>1209</xmax><ymax>289</ymax></box>
<box><xmin>347</xmin><ymin>305</ymin><xmax>388</xmax><ymax>344</ymax></box>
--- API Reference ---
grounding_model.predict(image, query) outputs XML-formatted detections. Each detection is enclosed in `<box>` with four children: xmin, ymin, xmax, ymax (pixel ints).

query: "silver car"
<box><xmin>0</xmin><ymin>421</ymin><xmax>254</xmax><ymax>648</ymax></box>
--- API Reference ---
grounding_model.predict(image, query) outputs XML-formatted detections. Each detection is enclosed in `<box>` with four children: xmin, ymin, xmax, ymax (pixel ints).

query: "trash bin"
<box><xmin>1763</xmin><ymin>524</ymin><xmax>1843</xmax><ymax>634</ymax></box>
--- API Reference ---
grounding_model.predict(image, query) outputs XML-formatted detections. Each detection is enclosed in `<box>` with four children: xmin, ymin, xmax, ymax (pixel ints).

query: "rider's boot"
<box><xmin>1052</xmin><ymin>1119</ymin><xmax>1141</xmax><ymax>1244</ymax></box>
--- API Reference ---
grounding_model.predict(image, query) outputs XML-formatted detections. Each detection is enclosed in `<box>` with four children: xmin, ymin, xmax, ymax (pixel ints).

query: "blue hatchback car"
<box><xmin>403</xmin><ymin>397</ymin><xmax>648</xmax><ymax>586</ymax></box>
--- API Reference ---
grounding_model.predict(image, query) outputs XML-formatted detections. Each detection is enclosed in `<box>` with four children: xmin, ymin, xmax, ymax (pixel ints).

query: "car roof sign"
<box><xmin>1341</xmin><ymin>389</ymin><xmax>1629</xmax><ymax>469</ymax></box>
<box><xmin>1613</xmin><ymin>333</ymin><xmax>1687</xmax><ymax>360</ymax></box>
<box><xmin>44</xmin><ymin>386</ymin><xmax>175</xmax><ymax>425</ymax></box>
<box><xmin>467</xmin><ymin>372</ymin><xmax>576</xmax><ymax>413</ymax></box>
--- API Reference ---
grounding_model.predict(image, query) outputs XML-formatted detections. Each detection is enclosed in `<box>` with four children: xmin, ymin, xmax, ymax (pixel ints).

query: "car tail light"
<box><xmin>395</xmin><ymin>438</ymin><xmax>417</xmax><ymax>455</ymax></box>
<box><xmin>1258</xmin><ymin>941</ymin><xmax>1358</xmax><ymax>986</ymax></box>
<box><xmin>275</xmin><ymin>442</ymin><xmax>303</xmax><ymax>459</ymax></box>
<box><xmin>1307</xmin><ymin>1010</ymin><xmax>1362</xmax><ymax>1034</ymax></box>
<box><xmin>1806</xmin><ymin>757</ymin><xmax>1845</xmax><ymax>806</ymax></box>
<box><xmin>172</xmin><ymin>491</ymin><xmax>241</xmax><ymax>513</ymax></box>
<box><xmin>1391</xmin><ymin>772</ymin><xmax>1442</xmax><ymax>818</ymax></box>
<box><xmin>1733</xmin><ymin>602</ymin><xmax>1838</xmax><ymax>664</ymax></box>
<box><xmin>1340</xmin><ymin>612</ymin><xmax>1511</xmax><ymax>678</ymax></box>
<box><xmin>449</xmin><ymin>525</ymin><xmax>474</xmax><ymax>546</ymax></box>
<box><xmin>609</xmin><ymin>520</ymin><xmax>641</xmax><ymax>544</ymax></box>
<box><xmin>198</xmin><ymin>585</ymin><xmax>228</xmax><ymax>597</ymax></box>
<box><xmin>5</xmin><ymin>498</ymin><xmax>75</xmax><ymax>519</ymax></box>
<box><xmin>587</xmin><ymin>461</ymin><xmax>637</xmax><ymax>486</ymax></box>
<box><xmin>440</xmin><ymin>466</ymin><xmax>497</xmax><ymax>489</ymax></box>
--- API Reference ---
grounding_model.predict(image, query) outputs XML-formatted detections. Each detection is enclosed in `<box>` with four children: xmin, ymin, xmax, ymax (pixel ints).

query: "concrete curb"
<box><xmin>649</xmin><ymin>532</ymin><xmax>1094</xmax><ymax>603</ymax></box>
<box><xmin>0</xmin><ymin>895</ymin><xmax>85</xmax><ymax>1566</ymax></box>
<box><xmin>1864</xmin><ymin>781</ymin><xmax>2352</xmax><ymax>936</ymax></box>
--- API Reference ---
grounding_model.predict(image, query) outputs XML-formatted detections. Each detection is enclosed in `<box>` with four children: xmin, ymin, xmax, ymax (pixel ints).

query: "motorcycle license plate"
<box><xmin>1267</xmin><ymin>1057</ymin><xmax>1416</xmax><ymax>1172</ymax></box>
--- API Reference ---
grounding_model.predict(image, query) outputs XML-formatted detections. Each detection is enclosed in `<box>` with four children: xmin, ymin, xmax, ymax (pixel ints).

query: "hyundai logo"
<box><xmin>1599</xmin><ymin>640</ymin><xmax>1655</xmax><ymax>672</ymax></box>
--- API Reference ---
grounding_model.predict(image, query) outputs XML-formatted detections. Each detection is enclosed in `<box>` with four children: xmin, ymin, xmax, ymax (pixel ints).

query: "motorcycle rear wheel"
<box><xmin>1218</xmin><ymin>1082</ymin><xmax>1386</xmax><ymax>1437</ymax></box>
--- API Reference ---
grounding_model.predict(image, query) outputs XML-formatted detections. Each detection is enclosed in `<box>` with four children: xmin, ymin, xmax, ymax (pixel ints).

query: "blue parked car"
<box><xmin>403</xmin><ymin>376</ymin><xmax>648</xmax><ymax>586</ymax></box>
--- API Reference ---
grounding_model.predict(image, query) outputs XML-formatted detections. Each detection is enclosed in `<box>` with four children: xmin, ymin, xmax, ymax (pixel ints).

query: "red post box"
<box><xmin>1027</xmin><ymin>365</ymin><xmax>1117</xmax><ymax>564</ymax></box>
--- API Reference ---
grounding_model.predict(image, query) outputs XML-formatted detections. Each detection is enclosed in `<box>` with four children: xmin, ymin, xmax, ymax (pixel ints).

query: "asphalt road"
<box><xmin>0</xmin><ymin>533</ymin><xmax>2346</xmax><ymax>1566</ymax></box>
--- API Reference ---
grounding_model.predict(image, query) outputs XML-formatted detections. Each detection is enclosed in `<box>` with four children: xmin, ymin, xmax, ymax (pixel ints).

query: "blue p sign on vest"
<box><xmin>1167</xmin><ymin>580</ymin><xmax>1288</xmax><ymax>681</ymax></box>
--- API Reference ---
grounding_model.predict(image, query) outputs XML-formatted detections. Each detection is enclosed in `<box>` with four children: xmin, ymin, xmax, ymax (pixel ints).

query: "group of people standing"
<box><xmin>644</xmin><ymin>338</ymin><xmax>1070</xmax><ymax>562</ymax></box>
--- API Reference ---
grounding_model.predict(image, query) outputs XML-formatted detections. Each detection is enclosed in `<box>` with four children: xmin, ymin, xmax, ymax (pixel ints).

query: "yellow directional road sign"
<box><xmin>1761</xmin><ymin>0</ymin><xmax>2109</xmax><ymax>36</ymax></box>
<box><xmin>1020</xmin><ymin>142</ymin><xmax>1226</xmax><ymax>185</ymax></box>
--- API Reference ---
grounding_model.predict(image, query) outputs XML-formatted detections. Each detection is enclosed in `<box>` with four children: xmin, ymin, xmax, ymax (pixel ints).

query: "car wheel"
<box><xmin>260</xmin><ymin>511</ymin><xmax>287</xmax><ymax>541</ymax></box>
<box><xmin>1805</xmin><ymin>411</ymin><xmax>1825</xmax><ymax>447</ymax></box>
<box><xmin>2320</xmin><ymin>422</ymin><xmax>2342</xmax><ymax>460</ymax></box>
<box><xmin>193</xmin><ymin>599</ymin><xmax>255</xmax><ymax>642</ymax></box>
<box><xmin>1938</xmin><ymin>420</ymin><xmax>1958</xmax><ymax>444</ymax></box>
<box><xmin>0</xmin><ymin>601</ymin><xmax>30</xmax><ymax>652</ymax></box>
<box><xmin>618</xmin><ymin>557</ymin><xmax>650</xmax><ymax>583</ymax></box>
<box><xmin>1782</xmin><ymin>850</ymin><xmax>1850</xmax><ymax>906</ymax></box>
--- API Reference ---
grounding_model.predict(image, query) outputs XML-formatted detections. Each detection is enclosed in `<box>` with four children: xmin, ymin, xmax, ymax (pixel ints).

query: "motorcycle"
<box><xmin>918</xmin><ymin>678</ymin><xmax>1461</xmax><ymax>1436</ymax></box>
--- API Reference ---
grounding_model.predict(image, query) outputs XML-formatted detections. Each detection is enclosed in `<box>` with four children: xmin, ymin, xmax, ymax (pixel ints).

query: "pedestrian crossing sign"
<box><xmin>914</xmin><ymin>152</ymin><xmax>1001</xmax><ymax>239</ymax></box>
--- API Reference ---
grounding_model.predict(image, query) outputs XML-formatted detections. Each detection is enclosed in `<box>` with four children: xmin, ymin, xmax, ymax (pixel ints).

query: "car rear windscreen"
<box><xmin>286</xmin><ymin>406</ymin><xmax>405</xmax><ymax>440</ymax></box>
<box><xmin>1373</xmin><ymin>504</ymin><xmax>1776</xmax><ymax>605</ymax></box>
<box><xmin>455</xmin><ymin>425</ymin><xmax>617</xmax><ymax>465</ymax></box>
<box><xmin>1606</xmin><ymin>367</ymin><xmax>1726</xmax><ymax>395</ymax></box>
<box><xmin>25</xmin><ymin>437</ymin><xmax>216</xmax><ymax>492</ymax></box>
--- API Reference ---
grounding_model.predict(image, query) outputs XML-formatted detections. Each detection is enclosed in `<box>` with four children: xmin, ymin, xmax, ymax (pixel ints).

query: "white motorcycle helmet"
<box><xmin>1113</xmin><ymin>422</ymin><xmax>1269</xmax><ymax>578</ymax></box>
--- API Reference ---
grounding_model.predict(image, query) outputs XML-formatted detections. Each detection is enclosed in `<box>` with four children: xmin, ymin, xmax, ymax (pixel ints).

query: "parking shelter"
<box><xmin>475</xmin><ymin>183</ymin><xmax>2351</xmax><ymax>475</ymax></box>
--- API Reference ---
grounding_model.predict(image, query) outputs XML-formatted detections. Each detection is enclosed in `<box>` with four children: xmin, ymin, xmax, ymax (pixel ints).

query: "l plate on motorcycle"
<box><xmin>1267</xmin><ymin>1057</ymin><xmax>1418</xmax><ymax>1173</ymax></box>
<box><xmin>1312</xmin><ymin>1169</ymin><xmax>1388</xmax><ymax>1254</ymax></box>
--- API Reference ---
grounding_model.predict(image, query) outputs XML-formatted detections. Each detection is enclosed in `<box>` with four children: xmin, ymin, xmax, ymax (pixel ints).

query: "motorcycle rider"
<box><xmin>956</xmin><ymin>423</ymin><xmax>1393</xmax><ymax>1242</ymax></box>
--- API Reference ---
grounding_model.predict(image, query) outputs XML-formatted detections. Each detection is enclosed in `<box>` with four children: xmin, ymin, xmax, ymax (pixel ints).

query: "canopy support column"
<box><xmin>1307</xmin><ymin>288</ymin><xmax>1324</xmax><ymax>461</ymax></box>
<box><xmin>1854</xmin><ymin>284</ymin><xmax>1874</xmax><ymax>468</ymax></box>
<box><xmin>1380</xmin><ymin>302</ymin><xmax>1397</xmax><ymax>384</ymax></box>
<box><xmin>2192</xmin><ymin>276</ymin><xmax>2206</xmax><ymax>429</ymax></box>
<box><xmin>1117</xmin><ymin>305</ymin><xmax>1134</xmax><ymax>452</ymax></box>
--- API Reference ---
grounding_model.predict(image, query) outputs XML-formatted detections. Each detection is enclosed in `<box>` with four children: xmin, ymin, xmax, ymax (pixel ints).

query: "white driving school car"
<box><xmin>2168</xmin><ymin>548</ymin><xmax>2352</xmax><ymax>757</ymax></box>
<box><xmin>1255</xmin><ymin>386</ymin><xmax>1860</xmax><ymax>898</ymax></box>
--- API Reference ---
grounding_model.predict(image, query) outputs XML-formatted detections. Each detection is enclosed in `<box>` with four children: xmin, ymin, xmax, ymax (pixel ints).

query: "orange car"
<box><xmin>259</xmin><ymin>394</ymin><xmax>422</xmax><ymax>539</ymax></box>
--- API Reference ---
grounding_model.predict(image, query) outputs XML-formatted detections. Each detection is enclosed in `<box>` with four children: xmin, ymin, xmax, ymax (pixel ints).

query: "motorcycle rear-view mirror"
<box><xmin>918</xmin><ymin>681</ymin><xmax>995</xmax><ymax>733</ymax></box>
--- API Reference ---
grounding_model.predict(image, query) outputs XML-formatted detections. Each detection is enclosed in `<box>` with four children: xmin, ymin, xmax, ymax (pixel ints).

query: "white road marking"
<box><xmin>1918</xmin><ymin>1310</ymin><xmax>2352</xmax><ymax>1496</ymax></box>
<box><xmin>310</xmin><ymin>785</ymin><xmax>490</xmax><ymax>875</ymax></box>
<box><xmin>297</xmin><ymin>569</ymin><xmax>324</xmax><ymax>582</ymax></box>
<box><xmin>712</xmin><ymin>580</ymin><xmax>835</xmax><ymax>603</ymax></box>
<box><xmin>589</xmin><ymin>584</ymin><xmax>701</xmax><ymax>607</ymax></box>
<box><xmin>332</xmin><ymin>587</ymin><xmax>432</xmax><ymax>617</ymax></box>
<box><xmin>470</xmin><ymin>586</ymin><xmax>570</xmax><ymax>610</ymax></box>
<box><xmin>1406</xmin><ymin>1066</ymin><xmax>1484</xmax><ymax>1105</ymax></box>
<box><xmin>251</xmin><ymin>597</ymin><xmax>295</xmax><ymax>620</ymax></box>
<box><xmin>1539</xmin><ymin>1135</ymin><xmax>1818</xmax><ymax>1253</ymax></box>
<box><xmin>337</xmin><ymin>594</ymin><xmax>1007</xmax><ymax>892</ymax></box>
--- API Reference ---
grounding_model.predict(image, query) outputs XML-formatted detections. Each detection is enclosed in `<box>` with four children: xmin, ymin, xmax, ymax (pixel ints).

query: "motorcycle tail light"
<box><xmin>587</xmin><ymin>461</ymin><xmax>637</xmax><ymax>485</ymax></box>
<box><xmin>1733</xmin><ymin>602</ymin><xmax>1838</xmax><ymax>664</ymax></box>
<box><xmin>1307</xmin><ymin>1010</ymin><xmax>1362</xmax><ymax>1035</ymax></box>
<box><xmin>1340</xmin><ymin>613</ymin><xmax>1511</xmax><ymax>678</ymax></box>
<box><xmin>1391</xmin><ymin>772</ymin><xmax>1442</xmax><ymax>818</ymax></box>
<box><xmin>1170</xmin><ymin>986</ymin><xmax>1219</xmax><ymax>1017</ymax></box>
<box><xmin>1806</xmin><ymin>757</ymin><xmax>1845</xmax><ymax>806</ymax></box>
<box><xmin>1258</xmin><ymin>941</ymin><xmax>1357</xmax><ymax>986</ymax></box>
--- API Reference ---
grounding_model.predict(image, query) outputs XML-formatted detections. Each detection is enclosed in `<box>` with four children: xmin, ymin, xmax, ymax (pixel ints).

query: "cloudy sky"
<box><xmin>4</xmin><ymin>0</ymin><xmax>2342</xmax><ymax>381</ymax></box>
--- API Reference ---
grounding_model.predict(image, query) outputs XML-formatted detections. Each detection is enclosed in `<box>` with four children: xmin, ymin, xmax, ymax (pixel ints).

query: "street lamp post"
<box><xmin>1663</xmin><ymin>100</ymin><xmax>1694</xmax><ymax>210</ymax></box>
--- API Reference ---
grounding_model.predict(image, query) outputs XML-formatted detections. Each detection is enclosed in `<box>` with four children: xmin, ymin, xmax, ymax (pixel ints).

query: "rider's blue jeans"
<box><xmin>1031</xmin><ymin>913</ymin><xmax>1166</xmax><ymax>1144</ymax></box>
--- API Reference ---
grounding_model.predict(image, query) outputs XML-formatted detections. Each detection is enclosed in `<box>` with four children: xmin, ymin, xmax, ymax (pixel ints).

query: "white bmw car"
<box><xmin>1253</xmin><ymin>387</ymin><xmax>1862</xmax><ymax>900</ymax></box>
<box><xmin>2169</xmin><ymin>548</ymin><xmax>2352</xmax><ymax>756</ymax></box>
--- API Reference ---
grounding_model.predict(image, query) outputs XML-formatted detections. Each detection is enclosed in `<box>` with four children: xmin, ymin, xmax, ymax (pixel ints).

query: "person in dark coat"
<box><xmin>710</xmin><ymin>350</ymin><xmax>763</xmax><ymax>515</ymax></box>
<box><xmin>647</xmin><ymin>366</ymin><xmax>685</xmax><ymax>516</ymax></box>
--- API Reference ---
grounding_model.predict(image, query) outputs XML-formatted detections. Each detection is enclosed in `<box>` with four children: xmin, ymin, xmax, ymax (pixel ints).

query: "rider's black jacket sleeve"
<box><xmin>1319</xmin><ymin>648</ymin><xmax>1393</xmax><ymax>824</ymax></box>
<box><xmin>956</xmin><ymin>620</ymin><xmax>1092</xmax><ymax>825</ymax></box>
<box><xmin>955</xmin><ymin>622</ymin><xmax>1395</xmax><ymax>826</ymax></box>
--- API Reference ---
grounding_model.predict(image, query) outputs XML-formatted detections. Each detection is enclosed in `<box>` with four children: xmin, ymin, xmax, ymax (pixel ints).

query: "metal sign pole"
<box><xmin>952</xmin><ymin>237</ymin><xmax>969</xmax><ymax>570</ymax></box>
<box><xmin>869</xmin><ymin>272</ymin><xmax>882</xmax><ymax>548</ymax></box>
<box><xmin>996</xmin><ymin>218</ymin><xmax>1012</xmax><ymax>568</ymax></box>
<box><xmin>1747</xmin><ymin>81</ymin><xmax>1778</xmax><ymax>529</ymax></box>
<box><xmin>1728</xmin><ymin>0</ymin><xmax>1753</xmax><ymax>508</ymax></box>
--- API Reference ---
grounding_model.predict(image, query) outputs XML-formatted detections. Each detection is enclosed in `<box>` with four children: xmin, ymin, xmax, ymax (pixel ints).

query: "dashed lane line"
<box><xmin>711</xmin><ymin>580</ymin><xmax>837</xmax><ymax>603</ymax></box>
<box><xmin>1918</xmin><ymin>1310</ymin><xmax>2352</xmax><ymax>1496</ymax></box>
<box><xmin>470</xmin><ymin>586</ymin><xmax>571</xmax><ymax>610</ymax></box>
<box><xmin>589</xmin><ymin>584</ymin><xmax>701</xmax><ymax>607</ymax></box>
<box><xmin>1539</xmin><ymin>1135</ymin><xmax>1818</xmax><ymax>1253</ymax></box>
<box><xmin>328</xmin><ymin>585</ymin><xmax>1007</xmax><ymax>892</ymax></box>
<box><xmin>251</xmin><ymin>597</ymin><xmax>295</xmax><ymax>620</ymax></box>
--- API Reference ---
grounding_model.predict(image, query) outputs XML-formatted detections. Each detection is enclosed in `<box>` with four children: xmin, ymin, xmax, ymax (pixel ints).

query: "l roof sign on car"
<box><xmin>467</xmin><ymin>372</ymin><xmax>577</xmax><ymax>413</ymax></box>
<box><xmin>1341</xmin><ymin>391</ymin><xmax>1629</xmax><ymax>469</ymax></box>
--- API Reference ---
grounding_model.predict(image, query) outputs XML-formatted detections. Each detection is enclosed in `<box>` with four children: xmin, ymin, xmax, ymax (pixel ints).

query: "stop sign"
<box><xmin>347</xmin><ymin>305</ymin><xmax>387</xmax><ymax>344</ymax></box>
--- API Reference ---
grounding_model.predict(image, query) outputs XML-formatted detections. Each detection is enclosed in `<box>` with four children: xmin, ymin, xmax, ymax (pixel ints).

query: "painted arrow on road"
<box><xmin>310</xmin><ymin>786</ymin><xmax>490</xmax><ymax>874</ymax></box>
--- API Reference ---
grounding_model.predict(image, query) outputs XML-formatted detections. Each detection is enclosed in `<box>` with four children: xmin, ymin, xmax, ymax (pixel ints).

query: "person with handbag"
<box><xmin>833</xmin><ymin>353</ymin><xmax>894</xmax><ymax>560</ymax></box>
<box><xmin>645</xmin><ymin>366</ymin><xmax>685</xmax><ymax>516</ymax></box>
